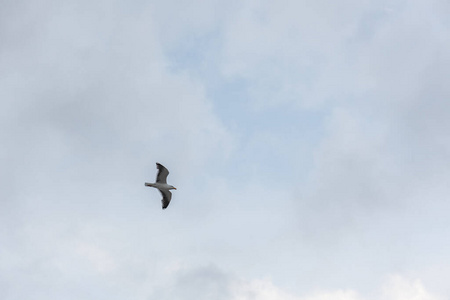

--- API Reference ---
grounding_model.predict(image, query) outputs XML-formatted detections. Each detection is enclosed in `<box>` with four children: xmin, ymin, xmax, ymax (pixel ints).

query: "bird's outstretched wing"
<box><xmin>159</xmin><ymin>190</ymin><xmax>172</xmax><ymax>209</ymax></box>
<box><xmin>156</xmin><ymin>163</ymin><xmax>169</xmax><ymax>184</ymax></box>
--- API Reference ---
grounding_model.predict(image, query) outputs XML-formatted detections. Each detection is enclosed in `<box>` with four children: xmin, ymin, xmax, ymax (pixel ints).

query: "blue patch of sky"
<box><xmin>210</xmin><ymin>77</ymin><xmax>326</xmax><ymax>187</ymax></box>
<box><xmin>164</xmin><ymin>31</ymin><xmax>327</xmax><ymax>186</ymax></box>
<box><xmin>350</xmin><ymin>7</ymin><xmax>393</xmax><ymax>44</ymax></box>
<box><xmin>165</xmin><ymin>28</ymin><xmax>222</xmax><ymax>75</ymax></box>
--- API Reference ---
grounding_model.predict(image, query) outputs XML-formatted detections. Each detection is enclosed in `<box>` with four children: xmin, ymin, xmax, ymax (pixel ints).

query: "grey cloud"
<box><xmin>150</xmin><ymin>265</ymin><xmax>232</xmax><ymax>300</ymax></box>
<box><xmin>2</xmin><ymin>0</ymin><xmax>450</xmax><ymax>299</ymax></box>
<box><xmin>0</xmin><ymin>1</ymin><xmax>233</xmax><ymax>299</ymax></box>
<box><xmin>205</xmin><ymin>0</ymin><xmax>450</xmax><ymax>295</ymax></box>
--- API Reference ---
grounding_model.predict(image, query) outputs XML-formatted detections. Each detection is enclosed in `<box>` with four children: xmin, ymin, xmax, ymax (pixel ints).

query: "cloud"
<box><xmin>202</xmin><ymin>0</ymin><xmax>450</xmax><ymax>293</ymax></box>
<box><xmin>0</xmin><ymin>0</ymin><xmax>234</xmax><ymax>209</ymax></box>
<box><xmin>75</xmin><ymin>242</ymin><xmax>117</xmax><ymax>274</ymax></box>
<box><xmin>150</xmin><ymin>265</ymin><xmax>441</xmax><ymax>300</ymax></box>
<box><xmin>2</xmin><ymin>0</ymin><xmax>450</xmax><ymax>299</ymax></box>
<box><xmin>0</xmin><ymin>1</ymin><xmax>234</xmax><ymax>298</ymax></box>
<box><xmin>219</xmin><ymin>0</ymin><xmax>375</xmax><ymax>108</ymax></box>
<box><xmin>233</xmin><ymin>273</ymin><xmax>442</xmax><ymax>300</ymax></box>
<box><xmin>150</xmin><ymin>265</ymin><xmax>232</xmax><ymax>300</ymax></box>
<box><xmin>380</xmin><ymin>275</ymin><xmax>441</xmax><ymax>300</ymax></box>
<box><xmin>294</xmin><ymin>0</ymin><xmax>450</xmax><ymax>235</ymax></box>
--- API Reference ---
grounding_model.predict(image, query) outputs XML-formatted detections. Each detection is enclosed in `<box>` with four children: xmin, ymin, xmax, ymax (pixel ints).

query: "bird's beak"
<box><xmin>173</xmin><ymin>187</ymin><xmax>177</xmax><ymax>190</ymax></box>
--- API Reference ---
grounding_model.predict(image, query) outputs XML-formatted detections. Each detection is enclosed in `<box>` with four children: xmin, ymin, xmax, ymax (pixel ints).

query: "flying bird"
<box><xmin>145</xmin><ymin>163</ymin><xmax>177</xmax><ymax>209</ymax></box>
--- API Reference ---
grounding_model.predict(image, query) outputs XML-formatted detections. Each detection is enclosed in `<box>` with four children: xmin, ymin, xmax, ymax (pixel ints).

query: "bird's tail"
<box><xmin>145</xmin><ymin>182</ymin><xmax>154</xmax><ymax>187</ymax></box>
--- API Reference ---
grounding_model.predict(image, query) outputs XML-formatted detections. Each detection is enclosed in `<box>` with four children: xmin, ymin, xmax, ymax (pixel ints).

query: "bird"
<box><xmin>145</xmin><ymin>163</ymin><xmax>177</xmax><ymax>209</ymax></box>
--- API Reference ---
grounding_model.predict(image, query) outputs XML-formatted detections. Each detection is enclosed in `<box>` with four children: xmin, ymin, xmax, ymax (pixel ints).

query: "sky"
<box><xmin>1</xmin><ymin>0</ymin><xmax>450</xmax><ymax>299</ymax></box>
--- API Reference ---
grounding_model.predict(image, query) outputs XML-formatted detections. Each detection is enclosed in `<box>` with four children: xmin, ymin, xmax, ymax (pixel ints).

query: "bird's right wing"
<box><xmin>159</xmin><ymin>190</ymin><xmax>172</xmax><ymax>209</ymax></box>
<box><xmin>155</xmin><ymin>163</ymin><xmax>169</xmax><ymax>184</ymax></box>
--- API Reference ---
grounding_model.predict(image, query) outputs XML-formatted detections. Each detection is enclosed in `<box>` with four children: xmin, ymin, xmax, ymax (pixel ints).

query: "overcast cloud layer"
<box><xmin>1</xmin><ymin>0</ymin><xmax>450</xmax><ymax>299</ymax></box>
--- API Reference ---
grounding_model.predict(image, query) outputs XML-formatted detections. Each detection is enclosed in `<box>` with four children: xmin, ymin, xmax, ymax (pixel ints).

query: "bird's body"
<box><xmin>145</xmin><ymin>182</ymin><xmax>173</xmax><ymax>190</ymax></box>
<box><xmin>145</xmin><ymin>163</ymin><xmax>176</xmax><ymax>209</ymax></box>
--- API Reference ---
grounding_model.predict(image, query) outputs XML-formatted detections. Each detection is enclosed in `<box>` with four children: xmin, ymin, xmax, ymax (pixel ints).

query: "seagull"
<box><xmin>145</xmin><ymin>163</ymin><xmax>177</xmax><ymax>209</ymax></box>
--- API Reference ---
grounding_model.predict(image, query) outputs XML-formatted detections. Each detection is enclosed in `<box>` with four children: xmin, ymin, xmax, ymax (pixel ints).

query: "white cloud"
<box><xmin>76</xmin><ymin>242</ymin><xmax>117</xmax><ymax>274</ymax></box>
<box><xmin>380</xmin><ymin>275</ymin><xmax>441</xmax><ymax>300</ymax></box>
<box><xmin>230</xmin><ymin>274</ymin><xmax>441</xmax><ymax>300</ymax></box>
<box><xmin>154</xmin><ymin>266</ymin><xmax>441</xmax><ymax>300</ymax></box>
